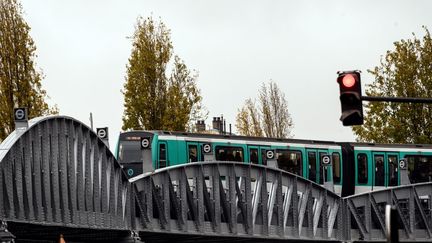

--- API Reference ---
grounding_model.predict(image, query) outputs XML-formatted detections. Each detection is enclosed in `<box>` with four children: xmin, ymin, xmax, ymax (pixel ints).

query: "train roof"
<box><xmin>120</xmin><ymin>130</ymin><xmax>432</xmax><ymax>150</ymax></box>
<box><xmin>120</xmin><ymin>130</ymin><xmax>339</xmax><ymax>145</ymax></box>
<box><xmin>348</xmin><ymin>142</ymin><xmax>432</xmax><ymax>150</ymax></box>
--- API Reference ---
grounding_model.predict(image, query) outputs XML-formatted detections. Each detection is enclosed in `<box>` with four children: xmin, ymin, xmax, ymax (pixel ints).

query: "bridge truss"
<box><xmin>133</xmin><ymin>162</ymin><xmax>342</xmax><ymax>241</ymax></box>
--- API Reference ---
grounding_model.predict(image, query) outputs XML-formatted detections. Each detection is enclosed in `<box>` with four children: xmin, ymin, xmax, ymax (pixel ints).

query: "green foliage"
<box><xmin>0</xmin><ymin>0</ymin><xmax>57</xmax><ymax>141</ymax></box>
<box><xmin>353</xmin><ymin>26</ymin><xmax>432</xmax><ymax>144</ymax></box>
<box><xmin>122</xmin><ymin>16</ymin><xmax>205</xmax><ymax>132</ymax></box>
<box><xmin>236</xmin><ymin>81</ymin><xmax>293</xmax><ymax>138</ymax></box>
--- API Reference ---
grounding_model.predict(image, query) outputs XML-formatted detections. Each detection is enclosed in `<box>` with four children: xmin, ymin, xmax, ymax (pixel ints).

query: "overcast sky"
<box><xmin>20</xmin><ymin>0</ymin><xmax>432</xmax><ymax>147</ymax></box>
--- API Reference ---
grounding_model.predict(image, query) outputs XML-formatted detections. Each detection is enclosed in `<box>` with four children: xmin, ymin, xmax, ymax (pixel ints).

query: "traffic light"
<box><xmin>337</xmin><ymin>71</ymin><xmax>363</xmax><ymax>126</ymax></box>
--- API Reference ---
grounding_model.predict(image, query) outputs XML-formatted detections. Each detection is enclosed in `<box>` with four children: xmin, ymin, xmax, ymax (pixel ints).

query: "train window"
<box><xmin>276</xmin><ymin>150</ymin><xmax>302</xmax><ymax>175</ymax></box>
<box><xmin>159</xmin><ymin>143</ymin><xmax>167</xmax><ymax>168</ymax></box>
<box><xmin>118</xmin><ymin>140</ymin><xmax>142</xmax><ymax>164</ymax></box>
<box><xmin>332</xmin><ymin>153</ymin><xmax>341</xmax><ymax>184</ymax></box>
<box><xmin>357</xmin><ymin>153</ymin><xmax>368</xmax><ymax>184</ymax></box>
<box><xmin>215</xmin><ymin>146</ymin><xmax>243</xmax><ymax>162</ymax></box>
<box><xmin>250</xmin><ymin>148</ymin><xmax>259</xmax><ymax>164</ymax></box>
<box><xmin>374</xmin><ymin>155</ymin><xmax>385</xmax><ymax>186</ymax></box>
<box><xmin>188</xmin><ymin>145</ymin><xmax>198</xmax><ymax>162</ymax></box>
<box><xmin>388</xmin><ymin>155</ymin><xmax>398</xmax><ymax>186</ymax></box>
<box><xmin>406</xmin><ymin>155</ymin><xmax>432</xmax><ymax>183</ymax></box>
<box><xmin>308</xmin><ymin>152</ymin><xmax>316</xmax><ymax>183</ymax></box>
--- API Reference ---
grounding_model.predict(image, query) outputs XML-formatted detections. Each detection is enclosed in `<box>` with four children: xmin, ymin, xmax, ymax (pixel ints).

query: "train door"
<box><xmin>260</xmin><ymin>146</ymin><xmax>271</xmax><ymax>165</ymax></box>
<box><xmin>187</xmin><ymin>142</ymin><xmax>200</xmax><ymax>163</ymax></box>
<box><xmin>157</xmin><ymin>141</ymin><xmax>168</xmax><ymax>169</ymax></box>
<box><xmin>248</xmin><ymin>146</ymin><xmax>271</xmax><ymax>165</ymax></box>
<box><xmin>372</xmin><ymin>152</ymin><xmax>399</xmax><ymax>190</ymax></box>
<box><xmin>248</xmin><ymin>146</ymin><xmax>260</xmax><ymax>164</ymax></box>
<box><xmin>306</xmin><ymin>149</ymin><xmax>329</xmax><ymax>184</ymax></box>
<box><xmin>387</xmin><ymin>153</ymin><xmax>399</xmax><ymax>187</ymax></box>
<box><xmin>372</xmin><ymin>153</ymin><xmax>385</xmax><ymax>189</ymax></box>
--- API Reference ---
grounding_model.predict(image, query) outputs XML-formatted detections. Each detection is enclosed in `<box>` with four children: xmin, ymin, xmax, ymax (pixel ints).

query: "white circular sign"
<box><xmin>97</xmin><ymin>129</ymin><xmax>106</xmax><ymax>139</ymax></box>
<box><xmin>15</xmin><ymin>109</ymin><xmax>25</xmax><ymax>120</ymax></box>
<box><xmin>266</xmin><ymin>150</ymin><xmax>274</xmax><ymax>159</ymax></box>
<box><xmin>141</xmin><ymin>138</ymin><xmax>150</xmax><ymax>148</ymax></box>
<box><xmin>203</xmin><ymin>144</ymin><xmax>211</xmax><ymax>153</ymax></box>
<box><xmin>399</xmin><ymin>159</ymin><xmax>406</xmax><ymax>169</ymax></box>
<box><xmin>322</xmin><ymin>155</ymin><xmax>331</xmax><ymax>165</ymax></box>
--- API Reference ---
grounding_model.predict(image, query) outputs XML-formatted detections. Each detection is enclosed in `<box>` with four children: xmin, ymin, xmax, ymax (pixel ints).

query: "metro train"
<box><xmin>115</xmin><ymin>130</ymin><xmax>432</xmax><ymax>196</ymax></box>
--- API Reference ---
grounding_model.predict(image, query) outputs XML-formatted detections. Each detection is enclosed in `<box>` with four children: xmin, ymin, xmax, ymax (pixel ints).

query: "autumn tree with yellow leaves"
<box><xmin>236</xmin><ymin>81</ymin><xmax>294</xmax><ymax>138</ymax></box>
<box><xmin>0</xmin><ymin>0</ymin><xmax>57</xmax><ymax>141</ymax></box>
<box><xmin>122</xmin><ymin>16</ymin><xmax>205</xmax><ymax>132</ymax></box>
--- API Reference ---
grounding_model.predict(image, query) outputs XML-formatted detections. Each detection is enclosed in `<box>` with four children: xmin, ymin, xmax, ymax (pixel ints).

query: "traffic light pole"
<box><xmin>337</xmin><ymin>70</ymin><xmax>432</xmax><ymax>126</ymax></box>
<box><xmin>362</xmin><ymin>96</ymin><xmax>432</xmax><ymax>104</ymax></box>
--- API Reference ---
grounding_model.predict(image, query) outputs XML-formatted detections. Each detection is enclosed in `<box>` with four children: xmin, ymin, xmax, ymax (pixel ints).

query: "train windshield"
<box><xmin>118</xmin><ymin>140</ymin><xmax>142</xmax><ymax>164</ymax></box>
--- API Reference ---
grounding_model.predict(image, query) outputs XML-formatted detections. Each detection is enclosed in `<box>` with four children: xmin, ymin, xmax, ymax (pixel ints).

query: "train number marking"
<box><xmin>266</xmin><ymin>150</ymin><xmax>274</xmax><ymax>159</ymax></box>
<box><xmin>203</xmin><ymin>144</ymin><xmax>212</xmax><ymax>153</ymax></box>
<box><xmin>399</xmin><ymin>159</ymin><xmax>406</xmax><ymax>169</ymax></box>
<box><xmin>141</xmin><ymin>138</ymin><xmax>150</xmax><ymax>149</ymax></box>
<box><xmin>322</xmin><ymin>155</ymin><xmax>331</xmax><ymax>165</ymax></box>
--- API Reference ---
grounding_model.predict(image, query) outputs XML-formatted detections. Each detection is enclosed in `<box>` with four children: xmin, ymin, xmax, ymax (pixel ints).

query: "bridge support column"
<box><xmin>0</xmin><ymin>221</ymin><xmax>15</xmax><ymax>242</ymax></box>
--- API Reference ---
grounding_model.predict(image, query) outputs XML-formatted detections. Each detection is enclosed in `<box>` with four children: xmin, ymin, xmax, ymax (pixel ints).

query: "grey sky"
<box><xmin>20</xmin><ymin>0</ymin><xmax>432</xmax><ymax>147</ymax></box>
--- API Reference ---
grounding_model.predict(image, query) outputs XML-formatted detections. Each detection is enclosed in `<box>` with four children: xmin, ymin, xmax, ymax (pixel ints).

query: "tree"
<box><xmin>235</xmin><ymin>81</ymin><xmax>294</xmax><ymax>138</ymax></box>
<box><xmin>122</xmin><ymin>16</ymin><xmax>171</xmax><ymax>131</ymax></box>
<box><xmin>353</xmin><ymin>26</ymin><xmax>432</xmax><ymax>144</ymax></box>
<box><xmin>236</xmin><ymin>98</ymin><xmax>263</xmax><ymax>137</ymax></box>
<box><xmin>0</xmin><ymin>0</ymin><xmax>57</xmax><ymax>141</ymax></box>
<box><xmin>164</xmin><ymin>56</ymin><xmax>205</xmax><ymax>131</ymax></box>
<box><xmin>122</xmin><ymin>16</ymin><xmax>205</xmax><ymax>132</ymax></box>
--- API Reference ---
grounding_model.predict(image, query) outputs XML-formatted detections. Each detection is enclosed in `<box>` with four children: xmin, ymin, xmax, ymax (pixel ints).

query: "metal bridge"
<box><xmin>0</xmin><ymin>116</ymin><xmax>431</xmax><ymax>242</ymax></box>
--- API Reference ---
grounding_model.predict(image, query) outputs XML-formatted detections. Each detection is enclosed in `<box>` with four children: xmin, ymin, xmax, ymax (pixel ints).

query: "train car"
<box><xmin>115</xmin><ymin>130</ymin><xmax>345</xmax><ymax>194</ymax></box>
<box><xmin>115</xmin><ymin>130</ymin><xmax>432</xmax><ymax>196</ymax></box>
<box><xmin>350</xmin><ymin>143</ymin><xmax>432</xmax><ymax>194</ymax></box>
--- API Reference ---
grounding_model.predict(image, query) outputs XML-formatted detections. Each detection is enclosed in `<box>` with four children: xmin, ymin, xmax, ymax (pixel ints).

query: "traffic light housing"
<box><xmin>337</xmin><ymin>71</ymin><xmax>364</xmax><ymax>126</ymax></box>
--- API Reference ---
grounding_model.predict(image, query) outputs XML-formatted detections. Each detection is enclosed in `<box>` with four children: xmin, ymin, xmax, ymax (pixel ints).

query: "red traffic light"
<box><xmin>337</xmin><ymin>70</ymin><xmax>363</xmax><ymax>126</ymax></box>
<box><xmin>342</xmin><ymin>74</ymin><xmax>356</xmax><ymax>88</ymax></box>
